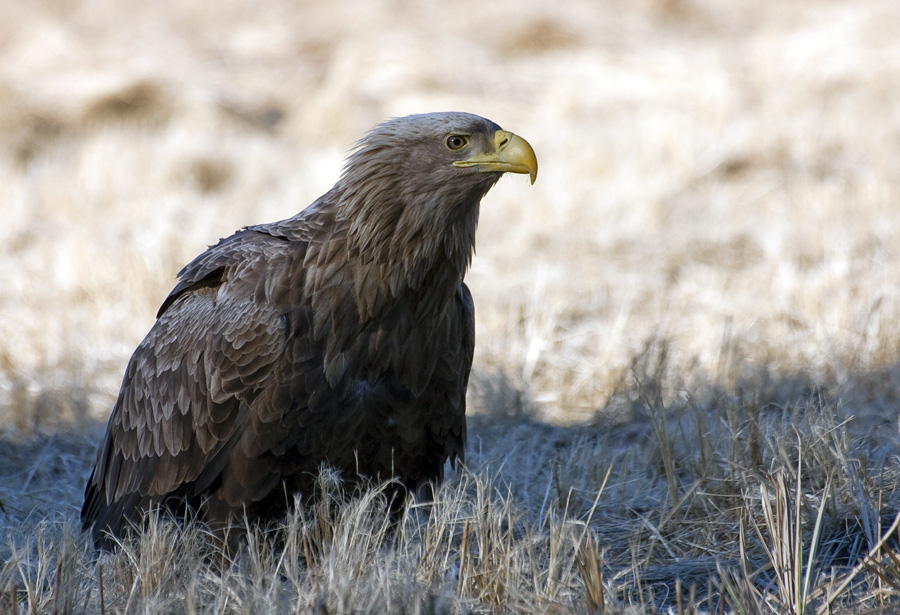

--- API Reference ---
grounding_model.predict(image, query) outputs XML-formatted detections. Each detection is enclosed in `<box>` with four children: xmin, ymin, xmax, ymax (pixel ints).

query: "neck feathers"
<box><xmin>331</xmin><ymin>170</ymin><xmax>493</xmax><ymax>321</ymax></box>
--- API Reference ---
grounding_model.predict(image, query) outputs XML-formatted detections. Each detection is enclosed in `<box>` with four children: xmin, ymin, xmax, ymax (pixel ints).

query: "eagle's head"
<box><xmin>344</xmin><ymin>112</ymin><xmax>536</xmax><ymax>188</ymax></box>
<box><xmin>336</xmin><ymin>112</ymin><xmax>537</xmax><ymax>278</ymax></box>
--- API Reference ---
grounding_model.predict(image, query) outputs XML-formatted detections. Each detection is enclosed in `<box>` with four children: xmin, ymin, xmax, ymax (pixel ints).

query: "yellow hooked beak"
<box><xmin>453</xmin><ymin>130</ymin><xmax>538</xmax><ymax>184</ymax></box>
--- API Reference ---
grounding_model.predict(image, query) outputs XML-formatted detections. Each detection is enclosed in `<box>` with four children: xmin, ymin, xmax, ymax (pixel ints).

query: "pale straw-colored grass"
<box><xmin>3</xmin><ymin>0</ymin><xmax>900</xmax><ymax>611</ymax></box>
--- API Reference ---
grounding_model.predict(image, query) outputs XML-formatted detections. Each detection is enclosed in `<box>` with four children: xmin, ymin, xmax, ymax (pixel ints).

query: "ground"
<box><xmin>2</xmin><ymin>0</ymin><xmax>900</xmax><ymax>612</ymax></box>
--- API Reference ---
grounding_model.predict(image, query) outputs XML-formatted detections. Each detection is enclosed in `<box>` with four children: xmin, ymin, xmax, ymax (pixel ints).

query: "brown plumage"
<box><xmin>81</xmin><ymin>112</ymin><xmax>537</xmax><ymax>548</ymax></box>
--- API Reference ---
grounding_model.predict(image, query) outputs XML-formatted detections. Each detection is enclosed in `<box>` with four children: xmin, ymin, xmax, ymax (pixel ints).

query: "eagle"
<box><xmin>81</xmin><ymin>112</ymin><xmax>537</xmax><ymax>548</ymax></box>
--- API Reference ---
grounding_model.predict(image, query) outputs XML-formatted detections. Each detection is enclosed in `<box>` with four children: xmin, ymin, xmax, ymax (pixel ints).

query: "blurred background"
<box><xmin>2</xmin><ymin>0</ymin><xmax>900</xmax><ymax>431</ymax></box>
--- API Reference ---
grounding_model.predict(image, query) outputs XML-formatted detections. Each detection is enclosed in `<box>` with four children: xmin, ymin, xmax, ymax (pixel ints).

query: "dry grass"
<box><xmin>3</xmin><ymin>0</ymin><xmax>900</xmax><ymax>612</ymax></box>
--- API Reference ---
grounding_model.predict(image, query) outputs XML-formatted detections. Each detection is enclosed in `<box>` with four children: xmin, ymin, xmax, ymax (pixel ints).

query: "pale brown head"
<box><xmin>335</xmin><ymin>112</ymin><xmax>538</xmax><ymax>279</ymax></box>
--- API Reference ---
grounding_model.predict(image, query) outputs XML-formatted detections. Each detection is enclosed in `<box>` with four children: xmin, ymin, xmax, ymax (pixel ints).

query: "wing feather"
<box><xmin>83</xmin><ymin>230</ymin><xmax>298</xmax><ymax>542</ymax></box>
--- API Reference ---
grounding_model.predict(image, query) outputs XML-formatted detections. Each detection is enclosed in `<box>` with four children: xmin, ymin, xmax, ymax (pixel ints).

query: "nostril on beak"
<box><xmin>495</xmin><ymin>132</ymin><xmax>510</xmax><ymax>150</ymax></box>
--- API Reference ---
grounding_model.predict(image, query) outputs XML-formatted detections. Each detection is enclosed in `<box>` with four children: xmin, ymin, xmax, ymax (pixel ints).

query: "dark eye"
<box><xmin>445</xmin><ymin>135</ymin><xmax>468</xmax><ymax>150</ymax></box>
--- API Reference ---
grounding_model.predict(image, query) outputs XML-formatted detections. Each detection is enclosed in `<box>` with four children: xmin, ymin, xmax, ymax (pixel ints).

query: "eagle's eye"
<box><xmin>445</xmin><ymin>135</ymin><xmax>468</xmax><ymax>151</ymax></box>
